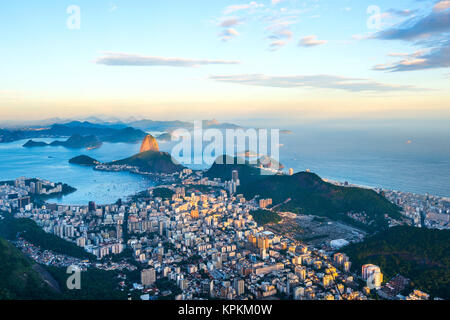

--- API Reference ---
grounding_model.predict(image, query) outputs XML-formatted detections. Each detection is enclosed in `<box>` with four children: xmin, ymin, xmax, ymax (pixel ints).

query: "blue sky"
<box><xmin>0</xmin><ymin>0</ymin><xmax>449</xmax><ymax>123</ymax></box>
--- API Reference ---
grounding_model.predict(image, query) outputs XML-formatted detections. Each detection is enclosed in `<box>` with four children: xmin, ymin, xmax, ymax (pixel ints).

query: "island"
<box><xmin>69</xmin><ymin>155</ymin><xmax>100</xmax><ymax>166</ymax></box>
<box><xmin>23</xmin><ymin>140</ymin><xmax>49</xmax><ymax>147</ymax></box>
<box><xmin>23</xmin><ymin>134</ymin><xmax>103</xmax><ymax>150</ymax></box>
<box><xmin>70</xmin><ymin>134</ymin><xmax>185</xmax><ymax>175</ymax></box>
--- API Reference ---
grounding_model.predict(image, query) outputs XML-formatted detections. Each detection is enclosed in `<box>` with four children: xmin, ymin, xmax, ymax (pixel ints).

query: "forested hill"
<box><xmin>344</xmin><ymin>226</ymin><xmax>450</xmax><ymax>299</ymax></box>
<box><xmin>237</xmin><ymin>171</ymin><xmax>401</xmax><ymax>231</ymax></box>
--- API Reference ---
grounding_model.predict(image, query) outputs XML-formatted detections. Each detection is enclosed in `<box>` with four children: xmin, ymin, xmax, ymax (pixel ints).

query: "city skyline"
<box><xmin>1</xmin><ymin>0</ymin><xmax>449</xmax><ymax>123</ymax></box>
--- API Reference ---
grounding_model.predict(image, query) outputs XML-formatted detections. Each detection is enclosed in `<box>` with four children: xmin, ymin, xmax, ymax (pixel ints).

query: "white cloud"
<box><xmin>210</xmin><ymin>74</ymin><xmax>419</xmax><ymax>92</ymax></box>
<box><xmin>94</xmin><ymin>52</ymin><xmax>240</xmax><ymax>67</ymax></box>
<box><xmin>224</xmin><ymin>1</ymin><xmax>264</xmax><ymax>14</ymax></box>
<box><xmin>298</xmin><ymin>35</ymin><xmax>327</xmax><ymax>47</ymax></box>
<box><xmin>434</xmin><ymin>0</ymin><xmax>450</xmax><ymax>12</ymax></box>
<box><xmin>220</xmin><ymin>28</ymin><xmax>240</xmax><ymax>41</ymax></box>
<box><xmin>219</xmin><ymin>17</ymin><xmax>242</xmax><ymax>27</ymax></box>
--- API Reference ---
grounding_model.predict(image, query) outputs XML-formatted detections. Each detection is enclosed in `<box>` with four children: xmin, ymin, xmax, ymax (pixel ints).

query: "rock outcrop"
<box><xmin>140</xmin><ymin>134</ymin><xmax>159</xmax><ymax>153</ymax></box>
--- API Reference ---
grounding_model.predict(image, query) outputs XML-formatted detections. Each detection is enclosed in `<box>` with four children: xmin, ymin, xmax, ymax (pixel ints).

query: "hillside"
<box><xmin>251</xmin><ymin>209</ymin><xmax>282</xmax><ymax>226</ymax></box>
<box><xmin>0</xmin><ymin>238</ymin><xmax>58</xmax><ymax>300</ymax></box>
<box><xmin>0</xmin><ymin>216</ymin><xmax>95</xmax><ymax>260</ymax></box>
<box><xmin>110</xmin><ymin>150</ymin><xmax>184</xmax><ymax>174</ymax></box>
<box><xmin>49</xmin><ymin>134</ymin><xmax>102</xmax><ymax>149</ymax></box>
<box><xmin>238</xmin><ymin>171</ymin><xmax>401</xmax><ymax>231</ymax></box>
<box><xmin>69</xmin><ymin>155</ymin><xmax>100</xmax><ymax>166</ymax></box>
<box><xmin>206</xmin><ymin>155</ymin><xmax>273</xmax><ymax>184</ymax></box>
<box><xmin>344</xmin><ymin>226</ymin><xmax>450</xmax><ymax>299</ymax></box>
<box><xmin>0</xmin><ymin>236</ymin><xmax>127</xmax><ymax>300</ymax></box>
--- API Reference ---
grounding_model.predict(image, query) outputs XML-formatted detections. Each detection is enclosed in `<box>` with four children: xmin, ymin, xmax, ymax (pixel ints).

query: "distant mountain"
<box><xmin>126</xmin><ymin>119</ymin><xmax>242</xmax><ymax>132</ymax></box>
<box><xmin>69</xmin><ymin>155</ymin><xmax>100</xmax><ymax>166</ymax></box>
<box><xmin>237</xmin><ymin>171</ymin><xmax>401</xmax><ymax>231</ymax></box>
<box><xmin>51</xmin><ymin>134</ymin><xmax>102</xmax><ymax>149</ymax></box>
<box><xmin>156</xmin><ymin>132</ymin><xmax>173</xmax><ymax>142</ymax></box>
<box><xmin>1</xmin><ymin>121</ymin><xmax>147</xmax><ymax>144</ymax></box>
<box><xmin>23</xmin><ymin>140</ymin><xmax>49</xmax><ymax>147</ymax></box>
<box><xmin>1</xmin><ymin>119</ymin><xmax>244</xmax><ymax>144</ymax></box>
<box><xmin>23</xmin><ymin>134</ymin><xmax>103</xmax><ymax>149</ymax></box>
<box><xmin>109</xmin><ymin>150</ymin><xmax>184</xmax><ymax>174</ymax></box>
<box><xmin>0</xmin><ymin>129</ymin><xmax>22</xmax><ymax>143</ymax></box>
<box><xmin>344</xmin><ymin>226</ymin><xmax>450</xmax><ymax>299</ymax></box>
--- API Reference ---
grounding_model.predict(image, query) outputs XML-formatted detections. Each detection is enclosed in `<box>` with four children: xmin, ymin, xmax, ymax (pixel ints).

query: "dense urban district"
<box><xmin>0</xmin><ymin>135</ymin><xmax>449</xmax><ymax>301</ymax></box>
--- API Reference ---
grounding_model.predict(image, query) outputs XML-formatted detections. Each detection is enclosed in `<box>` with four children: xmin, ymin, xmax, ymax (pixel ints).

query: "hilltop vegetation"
<box><xmin>0</xmin><ymin>238</ymin><xmax>58</xmax><ymax>299</ymax></box>
<box><xmin>206</xmin><ymin>155</ymin><xmax>272</xmax><ymax>185</ymax></box>
<box><xmin>152</xmin><ymin>187</ymin><xmax>175</xmax><ymax>199</ymax></box>
<box><xmin>45</xmin><ymin>267</ymin><xmax>128</xmax><ymax>300</ymax></box>
<box><xmin>0</xmin><ymin>216</ymin><xmax>95</xmax><ymax>260</ymax></box>
<box><xmin>344</xmin><ymin>226</ymin><xmax>450</xmax><ymax>299</ymax></box>
<box><xmin>238</xmin><ymin>171</ymin><xmax>401</xmax><ymax>231</ymax></box>
<box><xmin>69</xmin><ymin>155</ymin><xmax>100</xmax><ymax>166</ymax></box>
<box><xmin>110</xmin><ymin>150</ymin><xmax>184</xmax><ymax>174</ymax></box>
<box><xmin>251</xmin><ymin>209</ymin><xmax>282</xmax><ymax>226</ymax></box>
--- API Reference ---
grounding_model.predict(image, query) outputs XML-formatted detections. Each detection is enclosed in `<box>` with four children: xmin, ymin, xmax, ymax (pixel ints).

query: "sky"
<box><xmin>0</xmin><ymin>0</ymin><xmax>449</xmax><ymax>125</ymax></box>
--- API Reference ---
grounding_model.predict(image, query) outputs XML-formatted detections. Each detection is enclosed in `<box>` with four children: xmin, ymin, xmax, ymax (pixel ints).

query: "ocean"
<box><xmin>0</xmin><ymin>123</ymin><xmax>449</xmax><ymax>206</ymax></box>
<box><xmin>0</xmin><ymin>139</ymin><xmax>152</xmax><ymax>205</ymax></box>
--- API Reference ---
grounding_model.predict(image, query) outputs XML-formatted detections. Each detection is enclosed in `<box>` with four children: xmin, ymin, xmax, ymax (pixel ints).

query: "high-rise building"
<box><xmin>141</xmin><ymin>268</ymin><xmax>156</xmax><ymax>286</ymax></box>
<box><xmin>233</xmin><ymin>278</ymin><xmax>245</xmax><ymax>296</ymax></box>
<box><xmin>232</xmin><ymin>170</ymin><xmax>239</xmax><ymax>183</ymax></box>
<box><xmin>362</xmin><ymin>264</ymin><xmax>383</xmax><ymax>289</ymax></box>
<box><xmin>36</xmin><ymin>181</ymin><xmax>43</xmax><ymax>194</ymax></box>
<box><xmin>88</xmin><ymin>201</ymin><xmax>96</xmax><ymax>212</ymax></box>
<box><xmin>295</xmin><ymin>266</ymin><xmax>307</xmax><ymax>281</ymax></box>
<box><xmin>259</xmin><ymin>198</ymin><xmax>273</xmax><ymax>209</ymax></box>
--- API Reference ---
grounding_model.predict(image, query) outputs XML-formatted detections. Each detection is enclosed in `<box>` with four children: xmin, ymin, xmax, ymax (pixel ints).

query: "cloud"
<box><xmin>373</xmin><ymin>3</ymin><xmax>449</xmax><ymax>71</ymax></box>
<box><xmin>220</xmin><ymin>28</ymin><xmax>240</xmax><ymax>41</ymax></box>
<box><xmin>269</xmin><ymin>29</ymin><xmax>293</xmax><ymax>39</ymax></box>
<box><xmin>373</xmin><ymin>44</ymin><xmax>450</xmax><ymax>71</ymax></box>
<box><xmin>375</xmin><ymin>7</ymin><xmax>450</xmax><ymax>41</ymax></box>
<box><xmin>210</xmin><ymin>74</ymin><xmax>418</xmax><ymax>92</ymax></box>
<box><xmin>94</xmin><ymin>53</ymin><xmax>240</xmax><ymax>67</ymax></box>
<box><xmin>219</xmin><ymin>17</ymin><xmax>242</xmax><ymax>27</ymax></box>
<box><xmin>298</xmin><ymin>35</ymin><xmax>327</xmax><ymax>47</ymax></box>
<box><xmin>434</xmin><ymin>1</ymin><xmax>450</xmax><ymax>12</ymax></box>
<box><xmin>386</xmin><ymin>8</ymin><xmax>417</xmax><ymax>17</ymax></box>
<box><xmin>267</xmin><ymin>28</ymin><xmax>293</xmax><ymax>50</ymax></box>
<box><xmin>269</xmin><ymin>40</ymin><xmax>288</xmax><ymax>51</ymax></box>
<box><xmin>224</xmin><ymin>2</ymin><xmax>264</xmax><ymax>14</ymax></box>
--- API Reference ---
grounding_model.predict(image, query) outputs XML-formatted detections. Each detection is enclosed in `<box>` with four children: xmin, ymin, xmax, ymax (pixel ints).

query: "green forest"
<box><xmin>344</xmin><ymin>226</ymin><xmax>450</xmax><ymax>299</ymax></box>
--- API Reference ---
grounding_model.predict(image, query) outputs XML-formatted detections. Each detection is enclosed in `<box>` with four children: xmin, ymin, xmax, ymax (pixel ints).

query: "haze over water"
<box><xmin>1</xmin><ymin>121</ymin><xmax>449</xmax><ymax>206</ymax></box>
